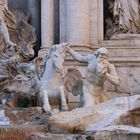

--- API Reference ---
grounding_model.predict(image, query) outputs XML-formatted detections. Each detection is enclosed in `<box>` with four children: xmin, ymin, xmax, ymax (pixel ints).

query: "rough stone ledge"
<box><xmin>0</xmin><ymin>107</ymin><xmax>44</xmax><ymax>125</ymax></box>
<box><xmin>94</xmin><ymin>125</ymin><xmax>140</xmax><ymax>140</ymax></box>
<box><xmin>0</xmin><ymin>125</ymin><xmax>47</xmax><ymax>140</ymax></box>
<box><xmin>97</xmin><ymin>125</ymin><xmax>140</xmax><ymax>134</ymax></box>
<box><xmin>30</xmin><ymin>132</ymin><xmax>88</xmax><ymax>140</ymax></box>
<box><xmin>48</xmin><ymin>95</ymin><xmax>140</xmax><ymax>133</ymax></box>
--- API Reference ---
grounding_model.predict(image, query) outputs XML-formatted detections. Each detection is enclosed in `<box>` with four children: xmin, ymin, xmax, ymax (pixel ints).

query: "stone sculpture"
<box><xmin>64</xmin><ymin>67</ymin><xmax>85</xmax><ymax>108</ymax></box>
<box><xmin>108</xmin><ymin>0</ymin><xmax>140</xmax><ymax>36</ymax></box>
<box><xmin>67</xmin><ymin>47</ymin><xmax>120</xmax><ymax>107</ymax></box>
<box><xmin>105</xmin><ymin>17</ymin><xmax>114</xmax><ymax>40</ymax></box>
<box><xmin>0</xmin><ymin>7</ymin><xmax>38</xmax><ymax>108</ymax></box>
<box><xmin>0</xmin><ymin>0</ymin><xmax>16</xmax><ymax>48</ymax></box>
<box><xmin>39</xmin><ymin>43</ymin><xmax>69</xmax><ymax>112</ymax></box>
<box><xmin>7</xmin><ymin>62</ymin><xmax>39</xmax><ymax>107</ymax></box>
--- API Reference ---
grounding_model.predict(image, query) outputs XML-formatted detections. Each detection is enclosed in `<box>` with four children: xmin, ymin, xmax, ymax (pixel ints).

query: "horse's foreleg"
<box><xmin>41</xmin><ymin>89</ymin><xmax>51</xmax><ymax>112</ymax></box>
<box><xmin>59</xmin><ymin>86</ymin><xmax>69</xmax><ymax>111</ymax></box>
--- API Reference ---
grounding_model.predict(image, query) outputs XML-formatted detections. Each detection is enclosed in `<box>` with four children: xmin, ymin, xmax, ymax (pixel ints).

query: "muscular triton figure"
<box><xmin>67</xmin><ymin>46</ymin><xmax>120</xmax><ymax>107</ymax></box>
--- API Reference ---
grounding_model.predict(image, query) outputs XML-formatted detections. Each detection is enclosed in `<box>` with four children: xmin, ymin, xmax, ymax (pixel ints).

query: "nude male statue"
<box><xmin>67</xmin><ymin>47</ymin><xmax>120</xmax><ymax>107</ymax></box>
<box><xmin>0</xmin><ymin>0</ymin><xmax>16</xmax><ymax>47</ymax></box>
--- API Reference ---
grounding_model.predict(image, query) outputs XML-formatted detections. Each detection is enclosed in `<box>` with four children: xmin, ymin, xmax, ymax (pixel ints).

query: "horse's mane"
<box><xmin>42</xmin><ymin>44</ymin><xmax>65</xmax><ymax>73</ymax></box>
<box><xmin>43</xmin><ymin>50</ymin><xmax>51</xmax><ymax>63</ymax></box>
<box><xmin>42</xmin><ymin>49</ymin><xmax>53</xmax><ymax>72</ymax></box>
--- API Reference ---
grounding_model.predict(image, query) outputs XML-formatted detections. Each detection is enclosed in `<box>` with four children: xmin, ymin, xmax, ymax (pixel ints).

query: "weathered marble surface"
<box><xmin>0</xmin><ymin>107</ymin><xmax>44</xmax><ymax>125</ymax></box>
<box><xmin>0</xmin><ymin>0</ymin><xmax>16</xmax><ymax>48</ymax></box>
<box><xmin>48</xmin><ymin>95</ymin><xmax>140</xmax><ymax>133</ymax></box>
<box><xmin>94</xmin><ymin>125</ymin><xmax>140</xmax><ymax>140</ymax></box>
<box><xmin>30</xmin><ymin>133</ymin><xmax>87</xmax><ymax>140</ymax></box>
<box><xmin>0</xmin><ymin>5</ymin><xmax>38</xmax><ymax>108</ymax></box>
<box><xmin>39</xmin><ymin>43</ymin><xmax>69</xmax><ymax>112</ymax></box>
<box><xmin>105</xmin><ymin>0</ymin><xmax>140</xmax><ymax>39</ymax></box>
<box><xmin>113</xmin><ymin>0</ymin><xmax>140</xmax><ymax>34</ymax></box>
<box><xmin>0</xmin><ymin>125</ymin><xmax>47</xmax><ymax>140</ymax></box>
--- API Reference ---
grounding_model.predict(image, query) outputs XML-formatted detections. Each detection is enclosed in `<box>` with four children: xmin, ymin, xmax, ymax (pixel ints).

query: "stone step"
<box><xmin>66</xmin><ymin>44</ymin><xmax>140</xmax><ymax>57</ymax></box>
<box><xmin>100</xmin><ymin>47</ymin><xmax>140</xmax><ymax>59</ymax></box>
<box><xmin>30</xmin><ymin>133</ymin><xmax>87</xmax><ymax>140</ymax></box>
<box><xmin>94</xmin><ymin>125</ymin><xmax>140</xmax><ymax>140</ymax></box>
<box><xmin>0</xmin><ymin>107</ymin><xmax>48</xmax><ymax>139</ymax></box>
<box><xmin>100</xmin><ymin>40</ymin><xmax>140</xmax><ymax>47</ymax></box>
<box><xmin>70</xmin><ymin>46</ymin><xmax>140</xmax><ymax>57</ymax></box>
<box><xmin>0</xmin><ymin>125</ymin><xmax>47</xmax><ymax>140</ymax></box>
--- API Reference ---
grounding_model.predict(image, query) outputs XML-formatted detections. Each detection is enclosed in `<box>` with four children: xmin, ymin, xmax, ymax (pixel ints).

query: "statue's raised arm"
<box><xmin>67</xmin><ymin>47</ymin><xmax>120</xmax><ymax>107</ymax></box>
<box><xmin>67</xmin><ymin>46</ymin><xmax>94</xmax><ymax>63</ymax></box>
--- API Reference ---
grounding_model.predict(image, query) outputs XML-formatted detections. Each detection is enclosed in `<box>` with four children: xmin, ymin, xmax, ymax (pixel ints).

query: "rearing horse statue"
<box><xmin>39</xmin><ymin>43</ymin><xmax>68</xmax><ymax>112</ymax></box>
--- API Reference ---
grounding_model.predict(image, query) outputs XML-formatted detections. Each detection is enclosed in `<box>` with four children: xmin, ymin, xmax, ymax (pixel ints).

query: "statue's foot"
<box><xmin>61</xmin><ymin>104</ymin><xmax>69</xmax><ymax>111</ymax></box>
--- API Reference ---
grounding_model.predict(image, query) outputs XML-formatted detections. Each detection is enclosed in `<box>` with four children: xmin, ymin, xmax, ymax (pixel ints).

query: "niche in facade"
<box><xmin>103</xmin><ymin>0</ymin><xmax>113</xmax><ymax>40</ymax></box>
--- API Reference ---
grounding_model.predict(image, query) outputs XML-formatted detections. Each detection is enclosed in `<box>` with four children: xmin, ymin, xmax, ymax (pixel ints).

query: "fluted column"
<box><xmin>39</xmin><ymin>0</ymin><xmax>54</xmax><ymax>56</ymax></box>
<box><xmin>65</xmin><ymin>0</ymin><xmax>90</xmax><ymax>46</ymax></box>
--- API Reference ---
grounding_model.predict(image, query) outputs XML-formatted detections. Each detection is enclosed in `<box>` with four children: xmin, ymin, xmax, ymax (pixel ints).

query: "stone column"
<box><xmin>89</xmin><ymin>0</ymin><xmax>98</xmax><ymax>46</ymax></box>
<box><xmin>60</xmin><ymin>0</ymin><xmax>66</xmax><ymax>43</ymax></box>
<box><xmin>65</xmin><ymin>0</ymin><xmax>90</xmax><ymax>46</ymax></box>
<box><xmin>89</xmin><ymin>0</ymin><xmax>104</xmax><ymax>46</ymax></box>
<box><xmin>39</xmin><ymin>0</ymin><xmax>54</xmax><ymax>56</ymax></box>
<box><xmin>97</xmin><ymin>0</ymin><xmax>104</xmax><ymax>42</ymax></box>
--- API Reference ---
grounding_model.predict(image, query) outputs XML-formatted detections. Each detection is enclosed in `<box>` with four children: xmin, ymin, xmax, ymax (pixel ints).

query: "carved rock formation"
<box><xmin>0</xmin><ymin>9</ymin><xmax>38</xmax><ymax>108</ymax></box>
<box><xmin>48</xmin><ymin>95</ymin><xmax>140</xmax><ymax>133</ymax></box>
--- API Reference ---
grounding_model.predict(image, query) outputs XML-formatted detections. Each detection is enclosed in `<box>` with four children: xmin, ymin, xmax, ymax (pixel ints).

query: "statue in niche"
<box><xmin>106</xmin><ymin>0</ymin><xmax>140</xmax><ymax>39</ymax></box>
<box><xmin>105</xmin><ymin>17</ymin><xmax>114</xmax><ymax>40</ymax></box>
<box><xmin>0</xmin><ymin>0</ymin><xmax>16</xmax><ymax>48</ymax></box>
<box><xmin>66</xmin><ymin>47</ymin><xmax>120</xmax><ymax>107</ymax></box>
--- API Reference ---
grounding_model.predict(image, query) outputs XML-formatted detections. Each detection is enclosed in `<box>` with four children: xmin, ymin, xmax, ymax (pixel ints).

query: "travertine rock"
<box><xmin>0</xmin><ymin>107</ymin><xmax>44</xmax><ymax>125</ymax></box>
<box><xmin>49</xmin><ymin>107</ymin><xmax>105</xmax><ymax>132</ymax></box>
<box><xmin>94</xmin><ymin>125</ymin><xmax>140</xmax><ymax>140</ymax></box>
<box><xmin>0</xmin><ymin>125</ymin><xmax>47</xmax><ymax>140</ymax></box>
<box><xmin>0</xmin><ymin>8</ymin><xmax>39</xmax><ymax>108</ymax></box>
<box><xmin>49</xmin><ymin>95</ymin><xmax>140</xmax><ymax>133</ymax></box>
<box><xmin>30</xmin><ymin>133</ymin><xmax>87</xmax><ymax>140</ymax></box>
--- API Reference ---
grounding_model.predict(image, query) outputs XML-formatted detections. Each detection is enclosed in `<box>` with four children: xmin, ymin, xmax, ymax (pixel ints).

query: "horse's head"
<box><xmin>50</xmin><ymin>43</ymin><xmax>68</xmax><ymax>73</ymax></box>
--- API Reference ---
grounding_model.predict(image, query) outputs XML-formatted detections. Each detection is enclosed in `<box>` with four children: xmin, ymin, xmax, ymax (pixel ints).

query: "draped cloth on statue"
<box><xmin>114</xmin><ymin>0</ymin><xmax>140</xmax><ymax>33</ymax></box>
<box><xmin>0</xmin><ymin>4</ymin><xmax>16</xmax><ymax>29</ymax></box>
